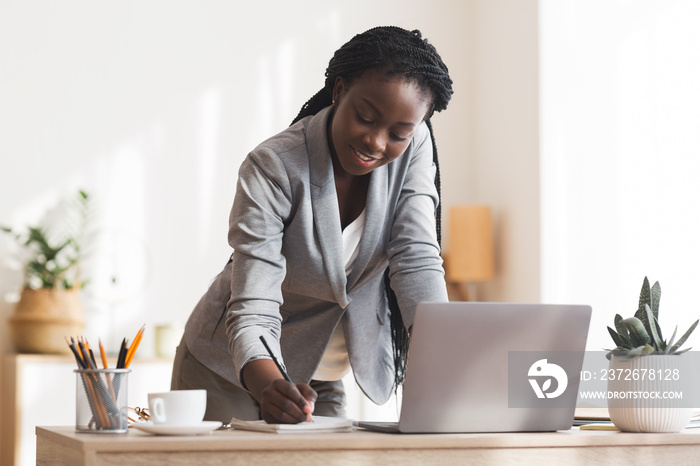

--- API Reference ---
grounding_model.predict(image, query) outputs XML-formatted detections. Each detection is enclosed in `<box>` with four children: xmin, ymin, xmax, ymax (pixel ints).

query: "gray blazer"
<box><xmin>184</xmin><ymin>106</ymin><xmax>448</xmax><ymax>404</ymax></box>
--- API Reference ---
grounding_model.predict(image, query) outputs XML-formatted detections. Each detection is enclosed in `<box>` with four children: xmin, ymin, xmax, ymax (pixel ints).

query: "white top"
<box><xmin>312</xmin><ymin>209</ymin><xmax>366</xmax><ymax>381</ymax></box>
<box><xmin>342</xmin><ymin>208</ymin><xmax>366</xmax><ymax>275</ymax></box>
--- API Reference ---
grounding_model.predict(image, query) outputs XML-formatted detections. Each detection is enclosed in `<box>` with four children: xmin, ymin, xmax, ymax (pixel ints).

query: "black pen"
<box><xmin>259</xmin><ymin>335</ymin><xmax>293</xmax><ymax>383</ymax></box>
<box><xmin>259</xmin><ymin>335</ymin><xmax>313</xmax><ymax>422</ymax></box>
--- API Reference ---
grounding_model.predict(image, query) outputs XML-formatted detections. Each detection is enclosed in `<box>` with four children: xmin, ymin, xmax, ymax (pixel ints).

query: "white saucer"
<box><xmin>132</xmin><ymin>421</ymin><xmax>222</xmax><ymax>436</ymax></box>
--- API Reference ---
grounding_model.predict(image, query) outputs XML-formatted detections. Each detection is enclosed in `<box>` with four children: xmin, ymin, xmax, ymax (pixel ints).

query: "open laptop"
<box><xmin>359</xmin><ymin>302</ymin><xmax>592</xmax><ymax>433</ymax></box>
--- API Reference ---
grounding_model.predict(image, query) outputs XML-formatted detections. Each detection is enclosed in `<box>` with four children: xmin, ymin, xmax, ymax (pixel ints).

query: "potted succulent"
<box><xmin>2</xmin><ymin>190</ymin><xmax>91</xmax><ymax>354</ymax></box>
<box><xmin>605</xmin><ymin>276</ymin><xmax>698</xmax><ymax>432</ymax></box>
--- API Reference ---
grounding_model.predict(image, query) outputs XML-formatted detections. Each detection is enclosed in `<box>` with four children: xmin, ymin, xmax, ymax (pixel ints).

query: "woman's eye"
<box><xmin>356</xmin><ymin>114</ymin><xmax>372</xmax><ymax>125</ymax></box>
<box><xmin>390</xmin><ymin>133</ymin><xmax>408</xmax><ymax>142</ymax></box>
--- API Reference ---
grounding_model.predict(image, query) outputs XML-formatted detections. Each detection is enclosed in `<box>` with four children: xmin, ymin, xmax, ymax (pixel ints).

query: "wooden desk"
<box><xmin>36</xmin><ymin>425</ymin><xmax>700</xmax><ymax>465</ymax></box>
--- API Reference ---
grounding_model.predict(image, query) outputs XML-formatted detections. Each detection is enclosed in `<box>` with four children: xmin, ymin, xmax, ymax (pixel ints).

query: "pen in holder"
<box><xmin>75</xmin><ymin>368</ymin><xmax>131</xmax><ymax>433</ymax></box>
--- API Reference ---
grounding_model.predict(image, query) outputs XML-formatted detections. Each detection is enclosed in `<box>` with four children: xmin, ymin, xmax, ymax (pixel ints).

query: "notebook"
<box><xmin>230</xmin><ymin>415</ymin><xmax>356</xmax><ymax>433</ymax></box>
<box><xmin>358</xmin><ymin>302</ymin><xmax>592</xmax><ymax>433</ymax></box>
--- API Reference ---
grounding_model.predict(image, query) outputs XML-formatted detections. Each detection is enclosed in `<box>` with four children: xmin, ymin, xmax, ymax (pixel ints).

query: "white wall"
<box><xmin>540</xmin><ymin>0</ymin><xmax>700</xmax><ymax>352</ymax></box>
<box><xmin>469</xmin><ymin>0</ymin><xmax>541</xmax><ymax>302</ymax></box>
<box><xmin>0</xmin><ymin>1</ymin><xmax>472</xmax><ymax>355</ymax></box>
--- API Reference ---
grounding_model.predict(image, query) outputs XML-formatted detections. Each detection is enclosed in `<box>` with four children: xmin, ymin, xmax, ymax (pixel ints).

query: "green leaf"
<box><xmin>614</xmin><ymin>314</ymin><xmax>625</xmax><ymax>335</ymax></box>
<box><xmin>614</xmin><ymin>314</ymin><xmax>632</xmax><ymax>347</ymax></box>
<box><xmin>608</xmin><ymin>327</ymin><xmax>624</xmax><ymax>348</ymax></box>
<box><xmin>650</xmin><ymin>281</ymin><xmax>661</xmax><ymax>318</ymax></box>
<box><xmin>668</xmin><ymin>320</ymin><xmax>699</xmax><ymax>354</ymax></box>
<box><xmin>650</xmin><ymin>281</ymin><xmax>662</xmax><ymax>339</ymax></box>
<box><xmin>622</xmin><ymin>317</ymin><xmax>651</xmax><ymax>347</ymax></box>
<box><xmin>666</xmin><ymin>326</ymin><xmax>678</xmax><ymax>351</ymax></box>
<box><xmin>635</xmin><ymin>303</ymin><xmax>656</xmax><ymax>345</ymax></box>
<box><xmin>657</xmin><ymin>340</ymin><xmax>668</xmax><ymax>353</ymax></box>
<box><xmin>645</xmin><ymin>304</ymin><xmax>663</xmax><ymax>350</ymax></box>
<box><xmin>627</xmin><ymin>346</ymin><xmax>646</xmax><ymax>357</ymax></box>
<box><xmin>620</xmin><ymin>345</ymin><xmax>651</xmax><ymax>360</ymax></box>
<box><xmin>638</xmin><ymin>276</ymin><xmax>651</xmax><ymax>311</ymax></box>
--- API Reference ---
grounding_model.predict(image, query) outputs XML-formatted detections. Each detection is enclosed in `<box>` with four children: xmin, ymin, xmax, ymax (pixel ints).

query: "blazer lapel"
<box><xmin>346</xmin><ymin>165</ymin><xmax>388</xmax><ymax>290</ymax></box>
<box><xmin>307</xmin><ymin>107</ymin><xmax>350</xmax><ymax>309</ymax></box>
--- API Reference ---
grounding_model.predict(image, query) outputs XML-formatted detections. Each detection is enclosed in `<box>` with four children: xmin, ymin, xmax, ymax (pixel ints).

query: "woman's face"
<box><xmin>329</xmin><ymin>70</ymin><xmax>431</xmax><ymax>177</ymax></box>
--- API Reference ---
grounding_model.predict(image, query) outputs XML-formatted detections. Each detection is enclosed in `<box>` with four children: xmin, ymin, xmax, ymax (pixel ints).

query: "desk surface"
<box><xmin>36</xmin><ymin>425</ymin><xmax>700</xmax><ymax>466</ymax></box>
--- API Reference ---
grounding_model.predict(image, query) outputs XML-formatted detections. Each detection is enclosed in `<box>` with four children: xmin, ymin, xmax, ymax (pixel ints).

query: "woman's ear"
<box><xmin>332</xmin><ymin>77</ymin><xmax>345</xmax><ymax>105</ymax></box>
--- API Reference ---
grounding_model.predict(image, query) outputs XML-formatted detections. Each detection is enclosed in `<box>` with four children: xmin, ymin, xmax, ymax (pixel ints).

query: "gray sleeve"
<box><xmin>224</xmin><ymin>147</ymin><xmax>292</xmax><ymax>383</ymax></box>
<box><xmin>386</xmin><ymin>123</ymin><xmax>449</xmax><ymax>329</ymax></box>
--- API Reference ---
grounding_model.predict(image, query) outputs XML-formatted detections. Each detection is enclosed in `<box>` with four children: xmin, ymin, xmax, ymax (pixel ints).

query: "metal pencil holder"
<box><xmin>75</xmin><ymin>368</ymin><xmax>131</xmax><ymax>433</ymax></box>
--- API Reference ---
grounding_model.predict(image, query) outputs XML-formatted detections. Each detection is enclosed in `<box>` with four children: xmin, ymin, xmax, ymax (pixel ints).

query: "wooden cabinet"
<box><xmin>1</xmin><ymin>354</ymin><xmax>173</xmax><ymax>466</ymax></box>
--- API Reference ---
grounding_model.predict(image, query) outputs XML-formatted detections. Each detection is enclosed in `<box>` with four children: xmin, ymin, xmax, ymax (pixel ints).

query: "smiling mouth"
<box><xmin>353</xmin><ymin>147</ymin><xmax>380</xmax><ymax>162</ymax></box>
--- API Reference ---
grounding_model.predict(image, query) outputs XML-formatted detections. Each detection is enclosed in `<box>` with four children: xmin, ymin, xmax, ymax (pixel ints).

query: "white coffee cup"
<box><xmin>148</xmin><ymin>390</ymin><xmax>206</xmax><ymax>426</ymax></box>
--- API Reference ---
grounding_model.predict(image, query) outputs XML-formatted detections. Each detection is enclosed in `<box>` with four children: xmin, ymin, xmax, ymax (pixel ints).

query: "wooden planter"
<box><xmin>7</xmin><ymin>288</ymin><xmax>84</xmax><ymax>354</ymax></box>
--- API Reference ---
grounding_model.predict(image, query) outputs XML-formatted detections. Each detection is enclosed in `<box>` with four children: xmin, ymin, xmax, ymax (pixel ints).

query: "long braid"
<box><xmin>291</xmin><ymin>26</ymin><xmax>453</xmax><ymax>391</ymax></box>
<box><xmin>387</xmin><ymin>118</ymin><xmax>442</xmax><ymax>390</ymax></box>
<box><xmin>292</xmin><ymin>88</ymin><xmax>332</xmax><ymax>127</ymax></box>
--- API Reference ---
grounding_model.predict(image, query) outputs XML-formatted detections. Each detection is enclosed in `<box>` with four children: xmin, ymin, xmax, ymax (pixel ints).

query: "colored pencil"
<box><xmin>98</xmin><ymin>339</ymin><xmax>108</xmax><ymax>369</ymax></box>
<box><xmin>124</xmin><ymin>325</ymin><xmax>145</xmax><ymax>368</ymax></box>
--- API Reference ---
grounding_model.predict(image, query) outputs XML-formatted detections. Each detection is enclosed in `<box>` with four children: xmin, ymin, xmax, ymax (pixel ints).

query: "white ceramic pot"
<box><xmin>607</xmin><ymin>355</ymin><xmax>693</xmax><ymax>432</ymax></box>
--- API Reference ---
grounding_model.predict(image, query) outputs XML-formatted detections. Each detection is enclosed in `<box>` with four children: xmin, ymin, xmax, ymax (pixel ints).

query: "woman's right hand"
<box><xmin>242</xmin><ymin>358</ymin><xmax>317</xmax><ymax>424</ymax></box>
<box><xmin>259</xmin><ymin>379</ymin><xmax>316</xmax><ymax>424</ymax></box>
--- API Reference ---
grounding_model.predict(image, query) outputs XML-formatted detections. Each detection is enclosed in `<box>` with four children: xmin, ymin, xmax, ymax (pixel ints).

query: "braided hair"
<box><xmin>291</xmin><ymin>26</ymin><xmax>453</xmax><ymax>391</ymax></box>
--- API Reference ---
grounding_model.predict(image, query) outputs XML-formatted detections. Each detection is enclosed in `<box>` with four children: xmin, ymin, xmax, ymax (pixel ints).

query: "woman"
<box><xmin>171</xmin><ymin>26</ymin><xmax>454</xmax><ymax>424</ymax></box>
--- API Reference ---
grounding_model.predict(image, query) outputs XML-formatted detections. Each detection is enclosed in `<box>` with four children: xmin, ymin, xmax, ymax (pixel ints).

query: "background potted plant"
<box><xmin>605</xmin><ymin>276</ymin><xmax>698</xmax><ymax>432</ymax></box>
<box><xmin>2</xmin><ymin>190</ymin><xmax>92</xmax><ymax>354</ymax></box>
